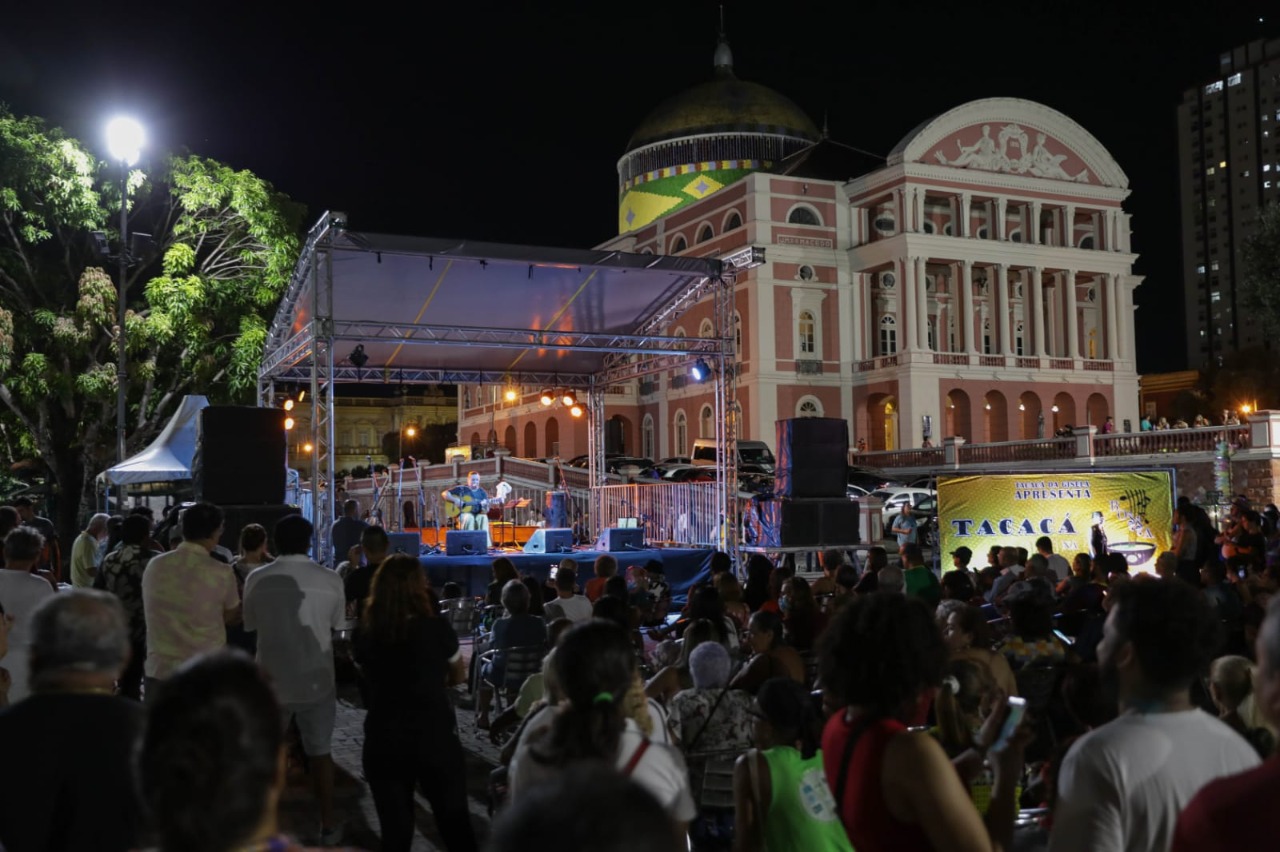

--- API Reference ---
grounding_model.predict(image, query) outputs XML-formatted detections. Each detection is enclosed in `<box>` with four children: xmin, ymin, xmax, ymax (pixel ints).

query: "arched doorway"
<box><xmin>945</xmin><ymin>390</ymin><xmax>972</xmax><ymax>442</ymax></box>
<box><xmin>984</xmin><ymin>390</ymin><xmax>1008</xmax><ymax>443</ymax></box>
<box><xmin>1052</xmin><ymin>392</ymin><xmax>1076</xmax><ymax>434</ymax></box>
<box><xmin>1019</xmin><ymin>391</ymin><xmax>1043</xmax><ymax>440</ymax></box>
<box><xmin>1086</xmin><ymin>393</ymin><xmax>1109</xmax><ymax>429</ymax></box>
<box><xmin>544</xmin><ymin>417</ymin><xmax>560</xmax><ymax>458</ymax></box>
<box><xmin>607</xmin><ymin>414</ymin><xmax>633</xmax><ymax>455</ymax></box>
<box><xmin>504</xmin><ymin>425</ymin><xmax>517</xmax><ymax>454</ymax></box>
<box><xmin>469</xmin><ymin>431</ymin><xmax>481</xmax><ymax>449</ymax></box>
<box><xmin>867</xmin><ymin>394</ymin><xmax>898</xmax><ymax>450</ymax></box>
<box><xmin>524</xmin><ymin>421</ymin><xmax>537</xmax><ymax>458</ymax></box>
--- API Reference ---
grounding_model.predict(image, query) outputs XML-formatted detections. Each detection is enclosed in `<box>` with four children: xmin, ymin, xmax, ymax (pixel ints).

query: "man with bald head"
<box><xmin>987</xmin><ymin>546</ymin><xmax>1022</xmax><ymax>604</ymax></box>
<box><xmin>70</xmin><ymin>512</ymin><xmax>111</xmax><ymax>588</ymax></box>
<box><xmin>0</xmin><ymin>590</ymin><xmax>144</xmax><ymax>850</ymax></box>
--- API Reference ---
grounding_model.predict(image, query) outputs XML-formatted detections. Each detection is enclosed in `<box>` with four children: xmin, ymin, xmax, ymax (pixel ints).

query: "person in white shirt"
<box><xmin>243</xmin><ymin>514</ymin><xmax>346</xmax><ymax>845</ymax></box>
<box><xmin>1049</xmin><ymin>579</ymin><xmax>1260</xmax><ymax>852</ymax></box>
<box><xmin>542</xmin><ymin>564</ymin><xmax>592</xmax><ymax>624</ymax></box>
<box><xmin>69</xmin><ymin>513</ymin><xmax>110</xmax><ymax>588</ymax></box>
<box><xmin>1035</xmin><ymin>536</ymin><xmax>1072</xmax><ymax>582</ymax></box>
<box><xmin>0</xmin><ymin>527</ymin><xmax>55</xmax><ymax>704</ymax></box>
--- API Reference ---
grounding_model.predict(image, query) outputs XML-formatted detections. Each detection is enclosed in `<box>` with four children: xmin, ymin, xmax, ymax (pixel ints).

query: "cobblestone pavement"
<box><xmin>277</xmin><ymin>646</ymin><xmax>501</xmax><ymax>851</ymax></box>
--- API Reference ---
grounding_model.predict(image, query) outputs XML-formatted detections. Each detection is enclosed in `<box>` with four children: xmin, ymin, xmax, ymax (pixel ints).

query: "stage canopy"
<box><xmin>259</xmin><ymin>217</ymin><xmax>735</xmax><ymax>389</ymax></box>
<box><xmin>98</xmin><ymin>394</ymin><xmax>208</xmax><ymax>486</ymax></box>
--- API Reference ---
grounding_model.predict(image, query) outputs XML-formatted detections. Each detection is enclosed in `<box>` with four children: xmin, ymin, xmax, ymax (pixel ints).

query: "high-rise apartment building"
<box><xmin>1179</xmin><ymin>37</ymin><xmax>1280</xmax><ymax>368</ymax></box>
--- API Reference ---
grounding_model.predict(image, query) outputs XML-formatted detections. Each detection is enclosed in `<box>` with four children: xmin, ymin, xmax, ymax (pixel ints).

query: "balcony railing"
<box><xmin>958</xmin><ymin>438</ymin><xmax>1074</xmax><ymax>465</ymax></box>
<box><xmin>855</xmin><ymin>447</ymin><xmax>944</xmax><ymax>467</ymax></box>
<box><xmin>1095</xmin><ymin>425</ymin><xmax>1250</xmax><ymax>456</ymax></box>
<box><xmin>796</xmin><ymin>359</ymin><xmax>823</xmax><ymax>375</ymax></box>
<box><xmin>933</xmin><ymin>354</ymin><xmax>971</xmax><ymax>366</ymax></box>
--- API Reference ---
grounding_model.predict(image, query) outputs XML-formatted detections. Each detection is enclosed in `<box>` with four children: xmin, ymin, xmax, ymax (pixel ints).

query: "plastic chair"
<box><xmin>439</xmin><ymin>597</ymin><xmax>481</xmax><ymax>638</ymax></box>
<box><xmin>1015</xmin><ymin>662</ymin><xmax>1065</xmax><ymax>760</ymax></box>
<box><xmin>479</xmin><ymin>643</ymin><xmax>546</xmax><ymax>713</ymax></box>
<box><xmin>685</xmin><ymin>748</ymin><xmax>746</xmax><ymax>851</ymax></box>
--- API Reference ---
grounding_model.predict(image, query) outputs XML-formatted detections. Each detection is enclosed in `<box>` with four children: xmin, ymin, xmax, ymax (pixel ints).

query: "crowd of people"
<box><xmin>1</xmin><ymin>491</ymin><xmax>1280</xmax><ymax>851</ymax></box>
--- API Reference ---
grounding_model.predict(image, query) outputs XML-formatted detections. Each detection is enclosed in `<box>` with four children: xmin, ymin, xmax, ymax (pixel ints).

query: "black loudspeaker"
<box><xmin>215</xmin><ymin>504</ymin><xmax>300</xmax><ymax>555</ymax></box>
<box><xmin>523</xmin><ymin>528</ymin><xmax>575</xmax><ymax>554</ymax></box>
<box><xmin>386</xmin><ymin>532</ymin><xmax>421</xmax><ymax>556</ymax></box>
<box><xmin>774</xmin><ymin>418</ymin><xmax>849</xmax><ymax>499</ymax></box>
<box><xmin>595</xmin><ymin>527</ymin><xmax>645</xmax><ymax>552</ymax></box>
<box><xmin>748</xmin><ymin>498</ymin><xmax>860</xmax><ymax>548</ymax></box>
<box><xmin>194</xmin><ymin>407</ymin><xmax>287</xmax><ymax>505</ymax></box>
<box><xmin>446</xmin><ymin>530</ymin><xmax>488</xmax><ymax>556</ymax></box>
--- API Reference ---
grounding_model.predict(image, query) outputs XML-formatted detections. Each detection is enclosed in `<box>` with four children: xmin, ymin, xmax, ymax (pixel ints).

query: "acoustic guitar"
<box><xmin>444</xmin><ymin>490</ymin><xmax>491</xmax><ymax>520</ymax></box>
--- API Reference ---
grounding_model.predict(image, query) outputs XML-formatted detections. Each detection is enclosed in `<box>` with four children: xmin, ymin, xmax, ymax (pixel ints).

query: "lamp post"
<box><xmin>105</xmin><ymin>117</ymin><xmax>145</xmax><ymax>465</ymax></box>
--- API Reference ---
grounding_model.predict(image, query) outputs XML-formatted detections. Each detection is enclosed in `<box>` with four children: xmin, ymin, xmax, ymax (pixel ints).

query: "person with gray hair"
<box><xmin>70</xmin><ymin>511</ymin><xmax>111</xmax><ymax>588</ymax></box>
<box><xmin>878</xmin><ymin>564</ymin><xmax>906</xmax><ymax>595</ymax></box>
<box><xmin>668</xmin><ymin>641</ymin><xmax>753</xmax><ymax>753</ymax></box>
<box><xmin>0</xmin><ymin>526</ymin><xmax>55</xmax><ymax>704</ymax></box>
<box><xmin>476</xmin><ymin>578</ymin><xmax>547</xmax><ymax>729</ymax></box>
<box><xmin>0</xmin><ymin>590</ymin><xmax>144</xmax><ymax>851</ymax></box>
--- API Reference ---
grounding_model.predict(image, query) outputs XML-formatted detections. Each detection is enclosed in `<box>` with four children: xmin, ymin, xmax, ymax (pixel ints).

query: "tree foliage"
<box><xmin>1239</xmin><ymin>201</ymin><xmax>1280</xmax><ymax>335</ymax></box>
<box><xmin>0</xmin><ymin>106</ymin><xmax>304</xmax><ymax>543</ymax></box>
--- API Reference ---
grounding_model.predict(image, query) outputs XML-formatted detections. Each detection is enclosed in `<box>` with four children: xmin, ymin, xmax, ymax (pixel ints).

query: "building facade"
<box><xmin>1179</xmin><ymin>37</ymin><xmax>1280</xmax><ymax>369</ymax></box>
<box><xmin>459</xmin><ymin>39</ymin><xmax>1141</xmax><ymax>458</ymax></box>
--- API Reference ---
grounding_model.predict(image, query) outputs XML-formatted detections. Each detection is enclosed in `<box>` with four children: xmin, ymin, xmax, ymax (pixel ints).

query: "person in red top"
<box><xmin>818</xmin><ymin>593</ymin><xmax>1028</xmax><ymax>852</ymax></box>
<box><xmin>584</xmin><ymin>554</ymin><xmax>618</xmax><ymax>603</ymax></box>
<box><xmin>1172</xmin><ymin>594</ymin><xmax>1280</xmax><ymax>852</ymax></box>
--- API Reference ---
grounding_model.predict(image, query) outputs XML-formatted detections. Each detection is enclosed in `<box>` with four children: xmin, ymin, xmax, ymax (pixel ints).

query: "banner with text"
<box><xmin>938</xmin><ymin>470</ymin><xmax>1175</xmax><ymax>573</ymax></box>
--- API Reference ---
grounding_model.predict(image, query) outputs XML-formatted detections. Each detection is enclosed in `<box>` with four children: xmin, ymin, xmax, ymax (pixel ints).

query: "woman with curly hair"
<box><xmin>818</xmin><ymin>593</ymin><xmax>1026</xmax><ymax>852</ymax></box>
<box><xmin>354</xmin><ymin>553</ymin><xmax>478</xmax><ymax>851</ymax></box>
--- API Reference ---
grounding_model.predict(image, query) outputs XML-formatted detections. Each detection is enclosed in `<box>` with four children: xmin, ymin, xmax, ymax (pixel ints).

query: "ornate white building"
<box><xmin>458</xmin><ymin>38</ymin><xmax>1140</xmax><ymax>459</ymax></box>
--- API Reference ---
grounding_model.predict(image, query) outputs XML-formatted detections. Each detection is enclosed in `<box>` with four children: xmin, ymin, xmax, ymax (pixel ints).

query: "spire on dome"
<box><xmin>713</xmin><ymin>5</ymin><xmax>734</xmax><ymax>75</ymax></box>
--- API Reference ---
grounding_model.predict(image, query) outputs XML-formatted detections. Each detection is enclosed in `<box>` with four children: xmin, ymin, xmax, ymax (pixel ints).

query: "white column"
<box><xmin>915</xmin><ymin>256</ymin><xmax>929</xmax><ymax>350</ymax></box>
<box><xmin>1031</xmin><ymin>266</ymin><xmax>1046</xmax><ymax>357</ymax></box>
<box><xmin>994</xmin><ymin>197</ymin><xmax>1006</xmax><ymax>241</ymax></box>
<box><xmin>960</xmin><ymin>193</ymin><xmax>972</xmax><ymax>238</ymax></box>
<box><xmin>847</xmin><ymin>269</ymin><xmax>862</xmax><ymax>363</ymax></box>
<box><xmin>1064</xmin><ymin>204</ymin><xmax>1076</xmax><ymax>248</ymax></box>
<box><xmin>900</xmin><ymin>257</ymin><xmax>915</xmax><ymax>352</ymax></box>
<box><xmin>912</xmin><ymin>188</ymin><xmax>923</xmax><ymax>233</ymax></box>
<box><xmin>1064</xmin><ymin>269</ymin><xmax>1079</xmax><ymax>359</ymax></box>
<box><xmin>897</xmin><ymin>188</ymin><xmax>908</xmax><ymax>233</ymax></box>
<box><xmin>961</xmin><ymin>260</ymin><xmax>976</xmax><ymax>355</ymax></box>
<box><xmin>1030</xmin><ymin>201</ymin><xmax>1041</xmax><ymax>245</ymax></box>
<box><xmin>1106</xmin><ymin>272</ymin><xmax>1120</xmax><ymax>359</ymax></box>
<box><xmin>995</xmin><ymin>263</ymin><xmax>1011</xmax><ymax>355</ymax></box>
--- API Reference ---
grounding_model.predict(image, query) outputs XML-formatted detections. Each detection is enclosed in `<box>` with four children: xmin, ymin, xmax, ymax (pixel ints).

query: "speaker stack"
<box><xmin>193</xmin><ymin>406</ymin><xmax>297</xmax><ymax>553</ymax></box>
<box><xmin>751</xmin><ymin>418</ymin><xmax>858</xmax><ymax>548</ymax></box>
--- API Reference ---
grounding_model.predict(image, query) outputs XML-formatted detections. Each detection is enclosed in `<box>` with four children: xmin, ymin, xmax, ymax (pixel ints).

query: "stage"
<box><xmin>417</xmin><ymin>546</ymin><xmax>715</xmax><ymax>603</ymax></box>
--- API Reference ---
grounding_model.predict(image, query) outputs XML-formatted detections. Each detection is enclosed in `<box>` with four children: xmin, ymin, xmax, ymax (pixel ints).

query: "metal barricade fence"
<box><xmin>597</xmin><ymin>482</ymin><xmax>720</xmax><ymax>547</ymax></box>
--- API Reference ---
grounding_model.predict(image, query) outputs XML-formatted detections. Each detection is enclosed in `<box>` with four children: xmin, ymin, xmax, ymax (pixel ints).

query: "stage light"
<box><xmin>283</xmin><ymin>398</ymin><xmax>294</xmax><ymax>411</ymax></box>
<box><xmin>284</xmin><ymin>416</ymin><xmax>295</xmax><ymax>430</ymax></box>
<box><xmin>562</xmin><ymin>390</ymin><xmax>577</xmax><ymax>407</ymax></box>
<box><xmin>298</xmin><ymin>389</ymin><xmax>306</xmax><ymax>403</ymax></box>
<box><xmin>504</xmin><ymin>387</ymin><xmax>518</xmax><ymax>402</ymax></box>
<box><xmin>349</xmin><ymin>344</ymin><xmax>368</xmax><ymax>368</ymax></box>
<box><xmin>302</xmin><ymin>442</ymin><xmax>313</xmax><ymax>453</ymax></box>
<box><xmin>690</xmin><ymin>358</ymin><xmax>711</xmax><ymax>382</ymax></box>
<box><xmin>540</xmin><ymin>389</ymin><xmax>555</xmax><ymax>406</ymax></box>
<box><xmin>570</xmin><ymin>403</ymin><xmax>584</xmax><ymax>418</ymax></box>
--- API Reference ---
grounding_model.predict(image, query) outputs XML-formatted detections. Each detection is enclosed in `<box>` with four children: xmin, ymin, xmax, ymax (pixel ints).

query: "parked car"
<box><xmin>661</xmin><ymin>464</ymin><xmax>715</xmax><ymax>483</ymax></box>
<box><xmin>848</xmin><ymin>466</ymin><xmax>905</xmax><ymax>493</ymax></box>
<box><xmin>869</xmin><ymin>487</ymin><xmax>937</xmax><ymax>524</ymax></box>
<box><xmin>847</xmin><ymin>484</ymin><xmax>871</xmax><ymax>500</ymax></box>
<box><xmin>914</xmin><ymin>495</ymin><xmax>939</xmax><ymax>548</ymax></box>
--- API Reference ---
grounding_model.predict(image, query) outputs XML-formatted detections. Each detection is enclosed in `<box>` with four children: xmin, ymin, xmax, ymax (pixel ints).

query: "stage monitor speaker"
<box><xmin>445</xmin><ymin>530</ymin><xmax>488</xmax><ymax>556</ymax></box>
<box><xmin>215</xmin><ymin>504</ymin><xmax>300</xmax><ymax>556</ymax></box>
<box><xmin>523</xmin><ymin>528</ymin><xmax>574</xmax><ymax>554</ymax></box>
<box><xmin>595</xmin><ymin>527</ymin><xmax>645</xmax><ymax>552</ymax></box>
<box><xmin>775</xmin><ymin>417</ymin><xmax>849</xmax><ymax>499</ymax></box>
<box><xmin>386</xmin><ymin>532</ymin><xmax>421</xmax><ymax>556</ymax></box>
<box><xmin>194</xmin><ymin>406</ymin><xmax>287</xmax><ymax>505</ymax></box>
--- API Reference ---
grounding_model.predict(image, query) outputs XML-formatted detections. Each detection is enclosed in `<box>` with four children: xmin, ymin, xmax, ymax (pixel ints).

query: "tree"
<box><xmin>1238</xmin><ymin>201</ymin><xmax>1280</xmax><ymax>336</ymax></box>
<box><xmin>0</xmin><ymin>107</ymin><xmax>304</xmax><ymax>552</ymax></box>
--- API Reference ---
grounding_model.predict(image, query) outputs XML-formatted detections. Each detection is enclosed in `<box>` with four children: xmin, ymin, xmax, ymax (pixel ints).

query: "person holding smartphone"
<box><xmin>818</xmin><ymin>592</ymin><xmax>1028</xmax><ymax>852</ymax></box>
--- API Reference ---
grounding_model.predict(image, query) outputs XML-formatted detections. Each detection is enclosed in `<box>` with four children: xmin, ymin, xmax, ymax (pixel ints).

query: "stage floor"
<box><xmin>418</xmin><ymin>547</ymin><xmax>714</xmax><ymax>602</ymax></box>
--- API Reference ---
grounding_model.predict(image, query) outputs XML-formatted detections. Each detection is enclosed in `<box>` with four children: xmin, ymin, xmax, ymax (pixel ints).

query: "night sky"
<box><xmin>3</xmin><ymin>2</ymin><xmax>1276</xmax><ymax>374</ymax></box>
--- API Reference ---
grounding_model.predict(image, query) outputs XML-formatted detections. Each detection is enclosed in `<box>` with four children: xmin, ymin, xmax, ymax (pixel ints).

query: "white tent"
<box><xmin>99</xmin><ymin>395</ymin><xmax>209</xmax><ymax>486</ymax></box>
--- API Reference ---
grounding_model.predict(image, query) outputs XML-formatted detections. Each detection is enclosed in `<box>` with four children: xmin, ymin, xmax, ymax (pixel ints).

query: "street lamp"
<box><xmin>106</xmin><ymin>117</ymin><xmax>144</xmax><ymax>464</ymax></box>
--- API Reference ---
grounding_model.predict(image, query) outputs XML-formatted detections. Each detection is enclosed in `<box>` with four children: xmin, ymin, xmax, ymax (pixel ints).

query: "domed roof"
<box><xmin>625</xmin><ymin>44</ymin><xmax>819</xmax><ymax>152</ymax></box>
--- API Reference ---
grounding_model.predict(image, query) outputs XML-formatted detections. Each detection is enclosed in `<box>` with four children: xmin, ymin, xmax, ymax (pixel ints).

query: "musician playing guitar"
<box><xmin>442</xmin><ymin>472</ymin><xmax>491</xmax><ymax>545</ymax></box>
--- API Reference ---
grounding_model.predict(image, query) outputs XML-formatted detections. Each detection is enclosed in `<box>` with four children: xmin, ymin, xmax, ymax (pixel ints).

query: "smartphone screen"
<box><xmin>991</xmin><ymin>696</ymin><xmax>1028</xmax><ymax>754</ymax></box>
<box><xmin>549</xmin><ymin>563</ymin><xmax>559</xmax><ymax>581</ymax></box>
<box><xmin>1052</xmin><ymin>628</ymin><xmax>1075</xmax><ymax>646</ymax></box>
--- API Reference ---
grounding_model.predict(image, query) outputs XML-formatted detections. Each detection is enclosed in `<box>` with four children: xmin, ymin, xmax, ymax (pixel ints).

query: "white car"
<box><xmin>869</xmin><ymin>487</ymin><xmax>937</xmax><ymax>524</ymax></box>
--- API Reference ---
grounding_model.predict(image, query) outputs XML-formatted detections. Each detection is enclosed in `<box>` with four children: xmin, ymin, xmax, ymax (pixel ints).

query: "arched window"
<box><xmin>642</xmin><ymin>414</ymin><xmax>655</xmax><ymax>461</ymax></box>
<box><xmin>798</xmin><ymin>310</ymin><xmax>816</xmax><ymax>355</ymax></box>
<box><xmin>788</xmin><ymin>206</ymin><xmax>821</xmax><ymax>226</ymax></box>
<box><xmin>699</xmin><ymin>318</ymin><xmax>714</xmax><ymax>339</ymax></box>
<box><xmin>725</xmin><ymin>211</ymin><xmax>743</xmax><ymax>231</ymax></box>
<box><xmin>1078</xmin><ymin>234</ymin><xmax>1095</xmax><ymax>249</ymax></box>
<box><xmin>670</xmin><ymin>235</ymin><xmax>687</xmax><ymax>253</ymax></box>
<box><xmin>696</xmin><ymin>224</ymin><xmax>714</xmax><ymax>244</ymax></box>
<box><xmin>797</xmin><ymin>396</ymin><xmax>823</xmax><ymax>418</ymax></box>
<box><xmin>700</xmin><ymin>404</ymin><xmax>714</xmax><ymax>438</ymax></box>
<box><xmin>674</xmin><ymin>411</ymin><xmax>688</xmax><ymax>456</ymax></box>
<box><xmin>879</xmin><ymin>316</ymin><xmax>897</xmax><ymax>356</ymax></box>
